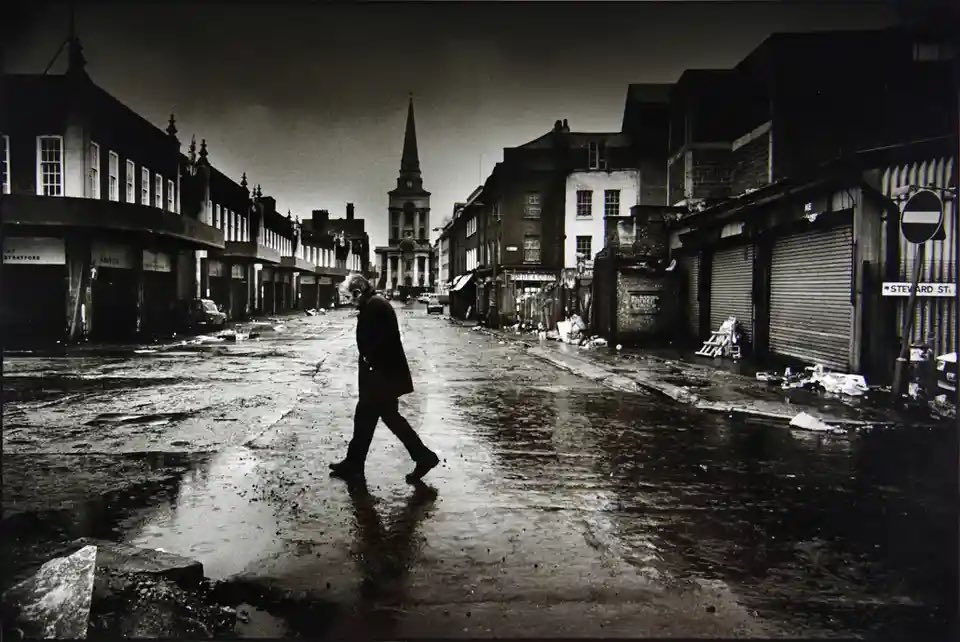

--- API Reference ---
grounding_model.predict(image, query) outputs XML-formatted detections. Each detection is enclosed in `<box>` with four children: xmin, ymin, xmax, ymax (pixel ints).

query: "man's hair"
<box><xmin>344</xmin><ymin>273</ymin><xmax>373</xmax><ymax>295</ymax></box>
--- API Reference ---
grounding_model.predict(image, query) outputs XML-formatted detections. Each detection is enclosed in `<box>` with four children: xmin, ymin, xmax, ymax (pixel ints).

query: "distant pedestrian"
<box><xmin>329</xmin><ymin>274</ymin><xmax>440</xmax><ymax>483</ymax></box>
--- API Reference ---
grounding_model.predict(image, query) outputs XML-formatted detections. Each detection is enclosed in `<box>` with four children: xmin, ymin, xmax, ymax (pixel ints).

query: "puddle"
<box><xmin>235</xmin><ymin>603</ymin><xmax>291</xmax><ymax>638</ymax></box>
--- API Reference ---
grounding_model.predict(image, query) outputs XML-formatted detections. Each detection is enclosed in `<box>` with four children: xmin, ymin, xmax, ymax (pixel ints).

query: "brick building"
<box><xmin>665</xmin><ymin>26</ymin><xmax>957</xmax><ymax>381</ymax></box>
<box><xmin>1</xmin><ymin>36</ymin><xmax>223</xmax><ymax>345</ymax></box>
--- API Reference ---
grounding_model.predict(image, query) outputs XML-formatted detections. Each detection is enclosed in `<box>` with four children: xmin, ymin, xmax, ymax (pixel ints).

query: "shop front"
<box><xmin>141</xmin><ymin>249</ymin><xmax>177</xmax><ymax>335</ymax></box>
<box><xmin>230</xmin><ymin>263</ymin><xmax>248</xmax><ymax>320</ymax></box>
<box><xmin>262</xmin><ymin>268</ymin><xmax>276</xmax><ymax>315</ymax></box>
<box><xmin>1</xmin><ymin>236</ymin><xmax>68</xmax><ymax>345</ymax></box>
<box><xmin>301</xmin><ymin>274</ymin><xmax>318</xmax><ymax>310</ymax></box>
<box><xmin>709</xmin><ymin>243</ymin><xmax>755</xmax><ymax>345</ymax></box>
<box><xmin>503</xmin><ymin>270</ymin><xmax>560</xmax><ymax>329</ymax></box>
<box><xmin>90</xmin><ymin>240</ymin><xmax>138</xmax><ymax>341</ymax></box>
<box><xmin>678</xmin><ymin>252</ymin><xmax>702</xmax><ymax>342</ymax></box>
<box><xmin>449</xmin><ymin>273</ymin><xmax>476</xmax><ymax>319</ymax></box>
<box><xmin>768</xmin><ymin>222</ymin><xmax>854</xmax><ymax>370</ymax></box>
<box><xmin>207</xmin><ymin>259</ymin><xmax>230</xmax><ymax>314</ymax></box>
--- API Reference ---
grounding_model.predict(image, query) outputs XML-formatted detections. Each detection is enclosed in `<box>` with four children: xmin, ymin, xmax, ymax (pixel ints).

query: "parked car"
<box><xmin>417</xmin><ymin>293</ymin><xmax>431</xmax><ymax>304</ymax></box>
<box><xmin>426</xmin><ymin>294</ymin><xmax>443</xmax><ymax>315</ymax></box>
<box><xmin>175</xmin><ymin>298</ymin><xmax>227</xmax><ymax>331</ymax></box>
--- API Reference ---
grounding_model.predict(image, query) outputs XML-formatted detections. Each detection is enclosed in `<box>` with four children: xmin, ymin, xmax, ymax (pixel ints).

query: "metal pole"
<box><xmin>892</xmin><ymin>241</ymin><xmax>926</xmax><ymax>398</ymax></box>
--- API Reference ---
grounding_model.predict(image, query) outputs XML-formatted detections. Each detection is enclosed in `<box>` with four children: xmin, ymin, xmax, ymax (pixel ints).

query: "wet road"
<box><xmin>2</xmin><ymin>305</ymin><xmax>956</xmax><ymax>638</ymax></box>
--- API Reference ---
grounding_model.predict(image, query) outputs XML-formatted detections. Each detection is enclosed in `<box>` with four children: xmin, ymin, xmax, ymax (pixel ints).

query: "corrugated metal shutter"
<box><xmin>769</xmin><ymin>225</ymin><xmax>853</xmax><ymax>370</ymax></box>
<box><xmin>680</xmin><ymin>254</ymin><xmax>700</xmax><ymax>338</ymax></box>
<box><xmin>884</xmin><ymin>156</ymin><xmax>957</xmax><ymax>357</ymax></box>
<box><xmin>710</xmin><ymin>245</ymin><xmax>754</xmax><ymax>342</ymax></box>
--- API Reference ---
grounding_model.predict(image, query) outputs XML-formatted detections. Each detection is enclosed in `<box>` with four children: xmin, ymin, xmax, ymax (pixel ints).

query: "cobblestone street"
<box><xmin>2</xmin><ymin>304</ymin><xmax>955</xmax><ymax>638</ymax></box>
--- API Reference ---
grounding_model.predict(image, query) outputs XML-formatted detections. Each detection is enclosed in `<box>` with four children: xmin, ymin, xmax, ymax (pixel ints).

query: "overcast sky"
<box><xmin>6</xmin><ymin>2</ymin><xmax>897</xmax><ymax>250</ymax></box>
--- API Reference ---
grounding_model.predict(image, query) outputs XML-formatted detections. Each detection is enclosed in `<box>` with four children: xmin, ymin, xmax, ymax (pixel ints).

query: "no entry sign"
<box><xmin>901</xmin><ymin>189</ymin><xmax>944</xmax><ymax>244</ymax></box>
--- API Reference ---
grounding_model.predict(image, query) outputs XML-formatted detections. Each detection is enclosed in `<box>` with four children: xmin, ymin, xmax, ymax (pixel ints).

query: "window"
<box><xmin>604</xmin><ymin>190</ymin><xmax>620</xmax><ymax>217</ymax></box>
<box><xmin>524</xmin><ymin>192</ymin><xmax>541</xmax><ymax>218</ymax></box>
<box><xmin>523</xmin><ymin>235</ymin><xmax>540</xmax><ymax>263</ymax></box>
<box><xmin>466</xmin><ymin>216</ymin><xmax>477</xmax><ymax>237</ymax></box>
<box><xmin>576</xmin><ymin>190</ymin><xmax>592</xmax><ymax>218</ymax></box>
<box><xmin>419</xmin><ymin>225</ymin><xmax>426</xmax><ymax>239</ymax></box>
<box><xmin>492</xmin><ymin>201</ymin><xmax>501</xmax><ymax>220</ymax></box>
<box><xmin>466</xmin><ymin>248</ymin><xmax>477</xmax><ymax>271</ymax></box>
<box><xmin>167</xmin><ymin>179</ymin><xmax>175</xmax><ymax>212</ymax></box>
<box><xmin>405</xmin><ymin>259</ymin><xmax>413</xmax><ymax>272</ymax></box>
<box><xmin>576</xmin><ymin>236</ymin><xmax>592</xmax><ymax>261</ymax></box>
<box><xmin>108</xmin><ymin>151</ymin><xmax>119</xmax><ymax>201</ymax></box>
<box><xmin>141</xmin><ymin>167</ymin><xmax>150</xmax><ymax>204</ymax></box>
<box><xmin>154</xmin><ymin>174</ymin><xmax>163</xmax><ymax>208</ymax></box>
<box><xmin>88</xmin><ymin>142</ymin><xmax>100</xmax><ymax>198</ymax></box>
<box><xmin>214</xmin><ymin>204</ymin><xmax>220</xmax><ymax>229</ymax></box>
<box><xmin>588</xmin><ymin>141</ymin><xmax>607</xmax><ymax>170</ymax></box>
<box><xmin>36</xmin><ymin>136</ymin><xmax>64</xmax><ymax>196</ymax></box>
<box><xmin>125</xmin><ymin>160</ymin><xmax>135</xmax><ymax>202</ymax></box>
<box><xmin>1</xmin><ymin>135</ymin><xmax>9</xmax><ymax>194</ymax></box>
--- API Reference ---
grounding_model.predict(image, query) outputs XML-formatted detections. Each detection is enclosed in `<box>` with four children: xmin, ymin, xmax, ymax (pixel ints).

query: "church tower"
<box><xmin>378</xmin><ymin>94</ymin><xmax>432</xmax><ymax>295</ymax></box>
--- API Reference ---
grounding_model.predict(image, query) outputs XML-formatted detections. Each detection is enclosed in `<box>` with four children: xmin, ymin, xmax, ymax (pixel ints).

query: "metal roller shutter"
<box><xmin>680</xmin><ymin>254</ymin><xmax>700</xmax><ymax>338</ymax></box>
<box><xmin>710</xmin><ymin>245</ymin><xmax>754</xmax><ymax>342</ymax></box>
<box><xmin>769</xmin><ymin>225</ymin><xmax>853</xmax><ymax>370</ymax></box>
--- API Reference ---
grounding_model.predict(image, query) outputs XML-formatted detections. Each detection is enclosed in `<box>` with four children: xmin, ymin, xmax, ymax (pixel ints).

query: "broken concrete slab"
<box><xmin>88</xmin><ymin>573</ymin><xmax>235</xmax><ymax>638</ymax></box>
<box><xmin>72</xmin><ymin>538</ymin><xmax>204</xmax><ymax>586</ymax></box>
<box><xmin>2</xmin><ymin>544</ymin><xmax>97</xmax><ymax>639</ymax></box>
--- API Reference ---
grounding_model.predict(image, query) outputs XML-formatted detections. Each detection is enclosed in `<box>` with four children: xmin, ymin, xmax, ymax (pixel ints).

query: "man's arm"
<box><xmin>361</xmin><ymin>300</ymin><xmax>399</xmax><ymax>370</ymax></box>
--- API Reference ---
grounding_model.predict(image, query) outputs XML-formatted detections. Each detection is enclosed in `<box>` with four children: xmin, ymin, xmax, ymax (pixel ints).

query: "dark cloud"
<box><xmin>7</xmin><ymin>2</ymin><xmax>896</xmax><ymax>249</ymax></box>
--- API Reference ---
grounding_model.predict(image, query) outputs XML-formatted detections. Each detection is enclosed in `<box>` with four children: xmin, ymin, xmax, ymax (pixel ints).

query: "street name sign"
<box><xmin>882</xmin><ymin>282</ymin><xmax>956</xmax><ymax>297</ymax></box>
<box><xmin>900</xmin><ymin>189</ymin><xmax>944</xmax><ymax>243</ymax></box>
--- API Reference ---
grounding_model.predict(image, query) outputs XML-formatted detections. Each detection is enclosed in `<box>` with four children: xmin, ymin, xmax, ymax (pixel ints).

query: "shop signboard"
<box><xmin>301</xmin><ymin>275</ymin><xmax>317</xmax><ymax>285</ymax></box>
<box><xmin>92</xmin><ymin>241</ymin><xmax>134</xmax><ymax>269</ymax></box>
<box><xmin>512</xmin><ymin>272</ymin><xmax>556</xmax><ymax>283</ymax></box>
<box><xmin>143</xmin><ymin>250</ymin><xmax>173</xmax><ymax>273</ymax></box>
<box><xmin>2</xmin><ymin>237</ymin><xmax>66</xmax><ymax>265</ymax></box>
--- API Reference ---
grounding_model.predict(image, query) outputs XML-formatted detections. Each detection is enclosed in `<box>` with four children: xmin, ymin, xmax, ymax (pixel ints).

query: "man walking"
<box><xmin>329</xmin><ymin>274</ymin><xmax>440</xmax><ymax>483</ymax></box>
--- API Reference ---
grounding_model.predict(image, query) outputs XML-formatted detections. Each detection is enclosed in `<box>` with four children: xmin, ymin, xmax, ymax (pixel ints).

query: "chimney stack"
<box><xmin>346</xmin><ymin>203</ymin><xmax>355</xmax><ymax>220</ymax></box>
<box><xmin>312</xmin><ymin>209</ymin><xmax>330</xmax><ymax>234</ymax></box>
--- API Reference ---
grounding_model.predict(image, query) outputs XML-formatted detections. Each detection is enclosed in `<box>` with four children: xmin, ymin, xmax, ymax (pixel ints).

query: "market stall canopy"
<box><xmin>450</xmin><ymin>273</ymin><xmax>476</xmax><ymax>292</ymax></box>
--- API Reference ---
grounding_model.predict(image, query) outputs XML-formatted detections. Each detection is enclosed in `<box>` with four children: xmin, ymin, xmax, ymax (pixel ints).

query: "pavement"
<box><xmin>467</xmin><ymin>322</ymin><xmax>944</xmax><ymax>429</ymax></box>
<box><xmin>2</xmin><ymin>303</ymin><xmax>956</xmax><ymax>639</ymax></box>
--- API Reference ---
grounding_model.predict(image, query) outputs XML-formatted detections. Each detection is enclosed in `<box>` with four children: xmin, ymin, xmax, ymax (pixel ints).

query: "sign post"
<box><xmin>892</xmin><ymin>189</ymin><xmax>944</xmax><ymax>398</ymax></box>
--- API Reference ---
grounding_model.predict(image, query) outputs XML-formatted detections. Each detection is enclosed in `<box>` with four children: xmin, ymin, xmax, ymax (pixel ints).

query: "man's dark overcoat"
<box><xmin>356</xmin><ymin>295</ymin><xmax>414</xmax><ymax>400</ymax></box>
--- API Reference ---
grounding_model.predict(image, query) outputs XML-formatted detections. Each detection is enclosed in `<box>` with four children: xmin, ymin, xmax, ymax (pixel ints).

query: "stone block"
<box><xmin>2</xmin><ymin>544</ymin><xmax>97</xmax><ymax>639</ymax></box>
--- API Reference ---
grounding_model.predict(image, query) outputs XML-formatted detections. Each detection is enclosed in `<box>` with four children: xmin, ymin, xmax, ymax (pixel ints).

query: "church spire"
<box><xmin>401</xmin><ymin>93</ymin><xmax>420</xmax><ymax>174</ymax></box>
<box><xmin>395</xmin><ymin>94</ymin><xmax>424</xmax><ymax>193</ymax></box>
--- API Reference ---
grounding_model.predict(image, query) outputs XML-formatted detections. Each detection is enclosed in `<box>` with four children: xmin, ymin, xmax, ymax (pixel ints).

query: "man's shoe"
<box><xmin>405</xmin><ymin>451</ymin><xmax>440</xmax><ymax>483</ymax></box>
<box><xmin>329</xmin><ymin>460</ymin><xmax>364</xmax><ymax>480</ymax></box>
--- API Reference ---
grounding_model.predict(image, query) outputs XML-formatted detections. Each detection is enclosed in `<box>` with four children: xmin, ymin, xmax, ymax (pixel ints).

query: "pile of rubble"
<box><xmin>756</xmin><ymin>365</ymin><xmax>870</xmax><ymax>397</ymax></box>
<box><xmin>1</xmin><ymin>540</ymin><xmax>239</xmax><ymax>639</ymax></box>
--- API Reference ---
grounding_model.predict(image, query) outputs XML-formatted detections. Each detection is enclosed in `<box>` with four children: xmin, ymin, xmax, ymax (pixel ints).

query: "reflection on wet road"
<box><xmin>2</xmin><ymin>306</ymin><xmax>955</xmax><ymax>638</ymax></box>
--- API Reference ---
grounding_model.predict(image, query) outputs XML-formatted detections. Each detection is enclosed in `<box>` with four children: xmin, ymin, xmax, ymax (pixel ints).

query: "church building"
<box><xmin>375</xmin><ymin>95</ymin><xmax>433</xmax><ymax>297</ymax></box>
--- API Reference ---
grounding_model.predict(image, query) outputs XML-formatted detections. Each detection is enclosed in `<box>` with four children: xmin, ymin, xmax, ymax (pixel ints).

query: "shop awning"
<box><xmin>450</xmin><ymin>273</ymin><xmax>475</xmax><ymax>292</ymax></box>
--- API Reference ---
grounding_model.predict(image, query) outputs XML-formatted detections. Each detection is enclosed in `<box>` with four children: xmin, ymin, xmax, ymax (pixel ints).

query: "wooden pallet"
<box><xmin>695</xmin><ymin>331</ymin><xmax>730</xmax><ymax>357</ymax></box>
<box><xmin>696</xmin><ymin>317</ymin><xmax>739</xmax><ymax>358</ymax></box>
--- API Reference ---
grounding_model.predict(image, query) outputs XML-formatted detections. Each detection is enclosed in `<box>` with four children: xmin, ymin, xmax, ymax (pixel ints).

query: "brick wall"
<box><xmin>730</xmin><ymin>133</ymin><xmax>770</xmax><ymax>195</ymax></box>
<box><xmin>691</xmin><ymin>149</ymin><xmax>732</xmax><ymax>200</ymax></box>
<box><xmin>668</xmin><ymin>156</ymin><xmax>685</xmax><ymax>205</ymax></box>
<box><xmin>615</xmin><ymin>271</ymin><xmax>680</xmax><ymax>339</ymax></box>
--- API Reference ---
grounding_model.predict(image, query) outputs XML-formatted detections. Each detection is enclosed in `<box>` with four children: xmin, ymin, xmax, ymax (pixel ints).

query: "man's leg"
<box><xmin>331</xmin><ymin>399</ymin><xmax>380</xmax><ymax>476</ymax></box>
<box><xmin>379</xmin><ymin>398</ymin><xmax>440</xmax><ymax>481</ymax></box>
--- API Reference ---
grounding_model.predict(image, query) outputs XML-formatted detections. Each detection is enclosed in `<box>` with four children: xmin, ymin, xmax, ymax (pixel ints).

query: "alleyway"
<box><xmin>2</xmin><ymin>304</ymin><xmax>955</xmax><ymax>639</ymax></box>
